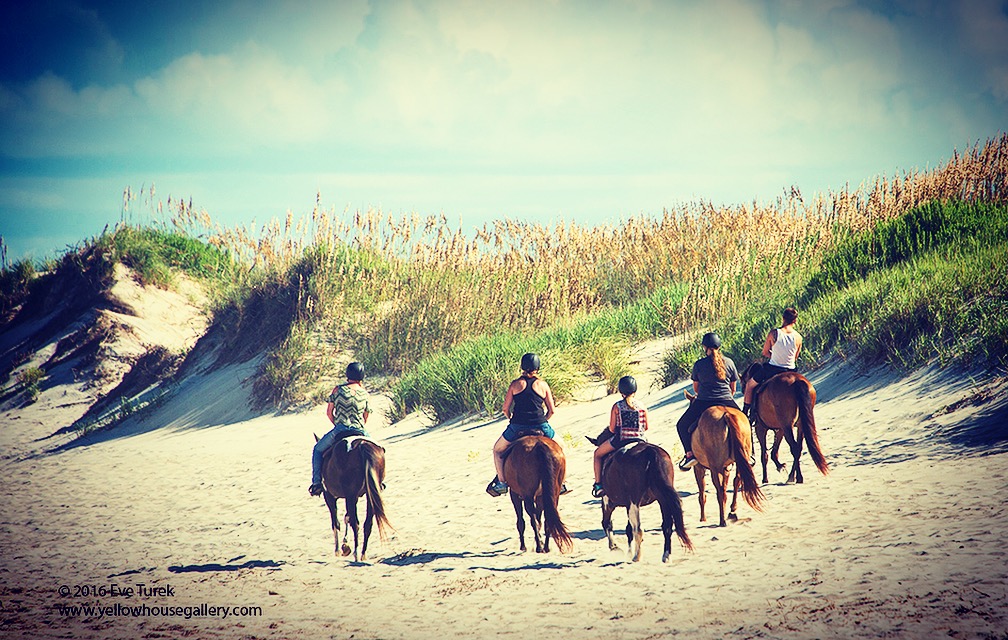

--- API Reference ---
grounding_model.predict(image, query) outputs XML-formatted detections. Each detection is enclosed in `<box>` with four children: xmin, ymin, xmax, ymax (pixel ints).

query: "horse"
<box><xmin>587</xmin><ymin>430</ymin><xmax>693</xmax><ymax>562</ymax></box>
<box><xmin>691</xmin><ymin>405</ymin><xmax>764</xmax><ymax>527</ymax></box>
<box><xmin>741</xmin><ymin>365</ymin><xmax>829</xmax><ymax>484</ymax></box>
<box><xmin>315</xmin><ymin>434</ymin><xmax>391</xmax><ymax>562</ymax></box>
<box><xmin>500</xmin><ymin>434</ymin><xmax>573</xmax><ymax>554</ymax></box>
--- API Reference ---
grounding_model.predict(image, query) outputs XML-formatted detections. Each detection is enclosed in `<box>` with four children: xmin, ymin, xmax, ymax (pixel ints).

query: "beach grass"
<box><xmin>4</xmin><ymin>136</ymin><xmax>1007</xmax><ymax>418</ymax></box>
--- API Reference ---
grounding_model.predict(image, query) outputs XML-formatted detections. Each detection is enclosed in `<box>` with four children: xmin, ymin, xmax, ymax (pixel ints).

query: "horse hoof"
<box><xmin>662</xmin><ymin>553</ymin><xmax>670</xmax><ymax>563</ymax></box>
<box><xmin>342</xmin><ymin>545</ymin><xmax>352</xmax><ymax>556</ymax></box>
<box><xmin>728</xmin><ymin>513</ymin><xmax>738</xmax><ymax>522</ymax></box>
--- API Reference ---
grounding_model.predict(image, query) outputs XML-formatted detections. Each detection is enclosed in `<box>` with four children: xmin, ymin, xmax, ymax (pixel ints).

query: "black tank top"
<box><xmin>510</xmin><ymin>375</ymin><xmax>547</xmax><ymax>425</ymax></box>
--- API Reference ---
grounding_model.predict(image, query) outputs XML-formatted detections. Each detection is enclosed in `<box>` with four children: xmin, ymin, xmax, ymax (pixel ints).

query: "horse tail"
<box><xmin>645</xmin><ymin>446</ymin><xmax>693</xmax><ymax>551</ymax></box>
<box><xmin>724</xmin><ymin>413</ymin><xmax>764</xmax><ymax>511</ymax></box>
<box><xmin>795</xmin><ymin>379</ymin><xmax>829</xmax><ymax>475</ymax></box>
<box><xmin>536</xmin><ymin>441</ymin><xmax>572</xmax><ymax>554</ymax></box>
<box><xmin>360</xmin><ymin>444</ymin><xmax>392</xmax><ymax>541</ymax></box>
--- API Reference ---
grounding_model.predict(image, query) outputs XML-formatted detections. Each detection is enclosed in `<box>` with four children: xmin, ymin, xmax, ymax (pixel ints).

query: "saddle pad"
<box><xmin>617</xmin><ymin>441</ymin><xmax>644</xmax><ymax>454</ymax></box>
<box><xmin>341</xmin><ymin>435</ymin><xmax>382</xmax><ymax>453</ymax></box>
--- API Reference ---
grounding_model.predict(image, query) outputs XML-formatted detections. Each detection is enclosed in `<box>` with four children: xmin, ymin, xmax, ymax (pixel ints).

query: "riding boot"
<box><xmin>742</xmin><ymin>402</ymin><xmax>752</xmax><ymax>420</ymax></box>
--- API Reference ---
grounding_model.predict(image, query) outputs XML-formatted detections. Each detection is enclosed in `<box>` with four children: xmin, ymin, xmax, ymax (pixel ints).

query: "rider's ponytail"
<box><xmin>710</xmin><ymin>349</ymin><xmax>727</xmax><ymax>381</ymax></box>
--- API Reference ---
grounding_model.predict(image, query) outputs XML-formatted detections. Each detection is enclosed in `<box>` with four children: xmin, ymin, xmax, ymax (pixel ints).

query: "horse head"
<box><xmin>585</xmin><ymin>426</ymin><xmax>611</xmax><ymax>446</ymax></box>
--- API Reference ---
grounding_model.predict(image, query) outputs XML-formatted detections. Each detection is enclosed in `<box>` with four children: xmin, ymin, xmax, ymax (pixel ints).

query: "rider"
<box><xmin>743</xmin><ymin>307</ymin><xmax>803</xmax><ymax>419</ymax></box>
<box><xmin>591</xmin><ymin>375</ymin><xmax>649</xmax><ymax>498</ymax></box>
<box><xmin>487</xmin><ymin>352</ymin><xmax>565</xmax><ymax>497</ymax></box>
<box><xmin>308</xmin><ymin>361</ymin><xmax>371</xmax><ymax>497</ymax></box>
<box><xmin>676</xmin><ymin>332</ymin><xmax>740</xmax><ymax>470</ymax></box>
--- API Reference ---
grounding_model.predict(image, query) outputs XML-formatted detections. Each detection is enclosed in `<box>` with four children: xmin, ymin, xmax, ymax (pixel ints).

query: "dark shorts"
<box><xmin>753</xmin><ymin>363</ymin><xmax>794</xmax><ymax>384</ymax></box>
<box><xmin>502</xmin><ymin>421</ymin><xmax>555</xmax><ymax>442</ymax></box>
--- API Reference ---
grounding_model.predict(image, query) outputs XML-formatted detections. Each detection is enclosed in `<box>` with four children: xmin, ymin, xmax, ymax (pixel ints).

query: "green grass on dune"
<box><xmin>390</xmin><ymin>285</ymin><xmax>687</xmax><ymax>422</ymax></box>
<box><xmin>6</xmin><ymin>198</ymin><xmax>1004</xmax><ymax>424</ymax></box>
<box><xmin>661</xmin><ymin>199</ymin><xmax>1008</xmax><ymax>383</ymax></box>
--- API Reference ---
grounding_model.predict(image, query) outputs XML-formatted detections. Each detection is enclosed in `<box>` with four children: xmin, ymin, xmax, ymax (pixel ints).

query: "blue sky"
<box><xmin>1</xmin><ymin>0</ymin><xmax>1006</xmax><ymax>262</ymax></box>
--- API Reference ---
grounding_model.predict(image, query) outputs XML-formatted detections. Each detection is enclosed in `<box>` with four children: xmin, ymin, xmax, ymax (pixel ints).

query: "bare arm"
<box><xmin>326</xmin><ymin>385</ymin><xmax>339</xmax><ymax>424</ymax></box>
<box><xmin>761</xmin><ymin>329</ymin><xmax>776</xmax><ymax>359</ymax></box>
<box><xmin>608</xmin><ymin>404</ymin><xmax>618</xmax><ymax>433</ymax></box>
<box><xmin>502</xmin><ymin>380</ymin><xmax>518</xmax><ymax>420</ymax></box>
<box><xmin>541</xmin><ymin>380</ymin><xmax>556</xmax><ymax>421</ymax></box>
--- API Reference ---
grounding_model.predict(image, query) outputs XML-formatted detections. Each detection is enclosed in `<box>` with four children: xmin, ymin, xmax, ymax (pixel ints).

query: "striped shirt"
<box><xmin>613</xmin><ymin>399</ymin><xmax>648</xmax><ymax>441</ymax></box>
<box><xmin>327</xmin><ymin>384</ymin><xmax>370</xmax><ymax>431</ymax></box>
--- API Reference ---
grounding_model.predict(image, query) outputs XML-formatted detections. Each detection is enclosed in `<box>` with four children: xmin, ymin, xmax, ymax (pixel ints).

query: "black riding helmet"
<box><xmin>701</xmin><ymin>332</ymin><xmax>722</xmax><ymax>349</ymax></box>
<box><xmin>346</xmin><ymin>361</ymin><xmax>365</xmax><ymax>381</ymax></box>
<box><xmin>617</xmin><ymin>375</ymin><xmax>637</xmax><ymax>396</ymax></box>
<box><xmin>520</xmin><ymin>352</ymin><xmax>541</xmax><ymax>373</ymax></box>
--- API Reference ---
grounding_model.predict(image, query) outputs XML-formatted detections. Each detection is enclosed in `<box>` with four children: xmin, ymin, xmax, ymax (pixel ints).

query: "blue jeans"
<box><xmin>312</xmin><ymin>425</ymin><xmax>367</xmax><ymax>485</ymax></box>
<box><xmin>501</xmin><ymin>421</ymin><xmax>555</xmax><ymax>442</ymax></box>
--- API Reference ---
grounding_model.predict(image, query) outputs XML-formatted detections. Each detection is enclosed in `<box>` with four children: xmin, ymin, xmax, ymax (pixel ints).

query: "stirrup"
<box><xmin>679</xmin><ymin>455</ymin><xmax>697</xmax><ymax>471</ymax></box>
<box><xmin>308</xmin><ymin>482</ymin><xmax>324</xmax><ymax>497</ymax></box>
<box><xmin>592</xmin><ymin>483</ymin><xmax>605</xmax><ymax>498</ymax></box>
<box><xmin>486</xmin><ymin>479</ymin><xmax>508</xmax><ymax>497</ymax></box>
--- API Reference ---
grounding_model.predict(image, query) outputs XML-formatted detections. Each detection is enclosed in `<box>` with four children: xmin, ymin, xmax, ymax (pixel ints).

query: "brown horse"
<box><xmin>501</xmin><ymin>434</ymin><xmax>572</xmax><ymax>554</ymax></box>
<box><xmin>316</xmin><ymin>435</ymin><xmax>391</xmax><ymax>561</ymax></box>
<box><xmin>742</xmin><ymin>366</ymin><xmax>829</xmax><ymax>484</ymax></box>
<box><xmin>587</xmin><ymin>432</ymin><xmax>693</xmax><ymax>562</ymax></box>
<box><xmin>691</xmin><ymin>405</ymin><xmax>764</xmax><ymax>527</ymax></box>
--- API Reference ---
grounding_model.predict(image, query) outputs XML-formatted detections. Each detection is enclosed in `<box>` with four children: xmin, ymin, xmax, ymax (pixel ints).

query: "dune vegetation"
<box><xmin>3</xmin><ymin>136</ymin><xmax>1006</xmax><ymax>422</ymax></box>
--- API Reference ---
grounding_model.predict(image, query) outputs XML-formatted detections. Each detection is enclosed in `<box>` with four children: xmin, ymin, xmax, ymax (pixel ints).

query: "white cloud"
<box><xmin>133</xmin><ymin>44</ymin><xmax>340</xmax><ymax>147</ymax></box>
<box><xmin>957</xmin><ymin>0</ymin><xmax>1008</xmax><ymax>101</ymax></box>
<box><xmin>1</xmin><ymin>0</ymin><xmax>1004</xmax><ymax>199</ymax></box>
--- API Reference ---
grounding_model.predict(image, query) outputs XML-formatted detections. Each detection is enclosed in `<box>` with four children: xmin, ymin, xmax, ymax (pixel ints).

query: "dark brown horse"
<box><xmin>501</xmin><ymin>434</ymin><xmax>572</xmax><ymax>554</ymax></box>
<box><xmin>691</xmin><ymin>405</ymin><xmax>764</xmax><ymax>526</ymax></box>
<box><xmin>587</xmin><ymin>431</ymin><xmax>693</xmax><ymax>562</ymax></box>
<box><xmin>316</xmin><ymin>435</ymin><xmax>391</xmax><ymax>561</ymax></box>
<box><xmin>742</xmin><ymin>366</ymin><xmax>829</xmax><ymax>484</ymax></box>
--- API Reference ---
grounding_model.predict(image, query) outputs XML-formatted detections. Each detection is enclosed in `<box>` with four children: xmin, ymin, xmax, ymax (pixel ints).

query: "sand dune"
<box><xmin>2</xmin><ymin>324</ymin><xmax>1007</xmax><ymax>640</ymax></box>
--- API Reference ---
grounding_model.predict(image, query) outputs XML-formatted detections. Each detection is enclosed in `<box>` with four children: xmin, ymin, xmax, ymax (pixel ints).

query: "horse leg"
<box><xmin>782</xmin><ymin>422</ymin><xmax>803</xmax><ymax>484</ymax></box>
<box><xmin>510</xmin><ymin>492</ymin><xmax>526</xmax><ymax>552</ymax></box>
<box><xmin>728</xmin><ymin>466</ymin><xmax>740</xmax><ymax>522</ymax></box>
<box><xmin>526</xmin><ymin>497</ymin><xmax>544</xmax><ymax>553</ymax></box>
<box><xmin>659</xmin><ymin>498</ymin><xmax>673</xmax><ymax>563</ymax></box>
<box><xmin>340</xmin><ymin>513</ymin><xmax>352</xmax><ymax>556</ymax></box>
<box><xmin>323</xmin><ymin>492</ymin><xmax>341</xmax><ymax>557</ymax></box>
<box><xmin>713</xmin><ymin>468</ymin><xmax>728</xmax><ymax>527</ymax></box>
<box><xmin>694</xmin><ymin>466</ymin><xmax>707</xmax><ymax>523</ymax></box>
<box><xmin>629</xmin><ymin>503</ymin><xmax>643</xmax><ymax>562</ymax></box>
<box><xmin>361</xmin><ymin>497</ymin><xmax>375</xmax><ymax>562</ymax></box>
<box><xmin>536</xmin><ymin>496</ymin><xmax>550</xmax><ymax>554</ymax></box>
<box><xmin>757</xmin><ymin>424</ymin><xmax>771</xmax><ymax>484</ymax></box>
<box><xmin>601</xmin><ymin>497</ymin><xmax>619</xmax><ymax>551</ymax></box>
<box><xmin>771</xmin><ymin>429</ymin><xmax>786</xmax><ymax>475</ymax></box>
<box><xmin>345</xmin><ymin>496</ymin><xmax>361</xmax><ymax>561</ymax></box>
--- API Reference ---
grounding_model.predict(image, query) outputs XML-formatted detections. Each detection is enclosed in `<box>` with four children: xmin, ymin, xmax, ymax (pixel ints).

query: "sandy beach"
<box><xmin>2</xmin><ymin>322</ymin><xmax>1007</xmax><ymax>640</ymax></box>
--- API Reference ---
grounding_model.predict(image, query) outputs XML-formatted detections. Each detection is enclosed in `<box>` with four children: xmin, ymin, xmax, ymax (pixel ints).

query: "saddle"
<box><xmin>587</xmin><ymin>426</ymin><xmax>644</xmax><ymax>466</ymax></box>
<box><xmin>327</xmin><ymin>431</ymin><xmax>383</xmax><ymax>456</ymax></box>
<box><xmin>501</xmin><ymin>427</ymin><xmax>549</xmax><ymax>462</ymax></box>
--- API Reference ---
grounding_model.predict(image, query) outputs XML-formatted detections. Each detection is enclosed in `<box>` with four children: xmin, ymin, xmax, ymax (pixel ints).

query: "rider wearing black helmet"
<box><xmin>487</xmin><ymin>352</ymin><xmax>565</xmax><ymax>497</ymax></box>
<box><xmin>309</xmin><ymin>361</ymin><xmax>372</xmax><ymax>497</ymax></box>
<box><xmin>675</xmin><ymin>332</ymin><xmax>740</xmax><ymax>470</ymax></box>
<box><xmin>591</xmin><ymin>375</ymin><xmax>650</xmax><ymax>497</ymax></box>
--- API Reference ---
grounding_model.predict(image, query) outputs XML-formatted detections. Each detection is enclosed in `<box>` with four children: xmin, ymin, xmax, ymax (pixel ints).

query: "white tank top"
<box><xmin>769</xmin><ymin>329</ymin><xmax>800</xmax><ymax>368</ymax></box>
